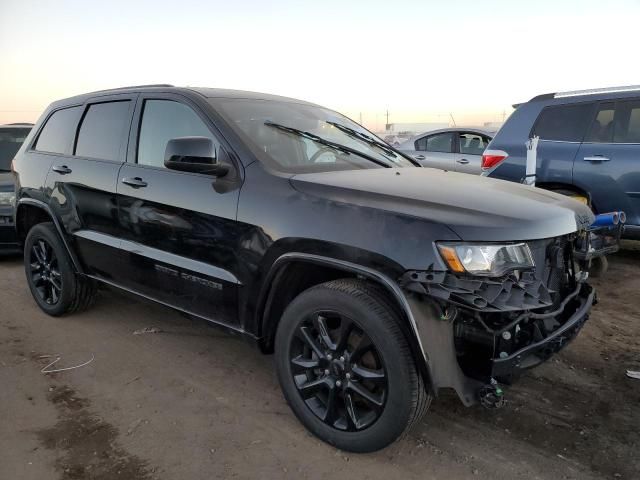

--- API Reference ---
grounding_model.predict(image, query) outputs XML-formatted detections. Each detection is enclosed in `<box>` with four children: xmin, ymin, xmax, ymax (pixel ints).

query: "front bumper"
<box><xmin>0</xmin><ymin>217</ymin><xmax>19</xmax><ymax>251</ymax></box>
<box><xmin>404</xmin><ymin>279</ymin><xmax>595</xmax><ymax>407</ymax></box>
<box><xmin>491</xmin><ymin>282</ymin><xmax>593</xmax><ymax>378</ymax></box>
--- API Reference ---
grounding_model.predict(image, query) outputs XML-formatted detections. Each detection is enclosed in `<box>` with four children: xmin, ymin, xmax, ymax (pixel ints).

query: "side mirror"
<box><xmin>164</xmin><ymin>137</ymin><xmax>229</xmax><ymax>176</ymax></box>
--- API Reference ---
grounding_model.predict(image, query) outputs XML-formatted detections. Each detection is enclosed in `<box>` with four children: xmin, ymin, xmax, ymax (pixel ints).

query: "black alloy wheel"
<box><xmin>290</xmin><ymin>311</ymin><xmax>388</xmax><ymax>431</ymax></box>
<box><xmin>24</xmin><ymin>222</ymin><xmax>96</xmax><ymax>316</ymax></box>
<box><xmin>29</xmin><ymin>238</ymin><xmax>62</xmax><ymax>305</ymax></box>
<box><xmin>275</xmin><ymin>279</ymin><xmax>431</xmax><ymax>453</ymax></box>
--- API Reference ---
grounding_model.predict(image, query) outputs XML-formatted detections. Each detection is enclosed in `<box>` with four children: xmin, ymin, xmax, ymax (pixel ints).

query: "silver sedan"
<box><xmin>397</xmin><ymin>128</ymin><xmax>493</xmax><ymax>174</ymax></box>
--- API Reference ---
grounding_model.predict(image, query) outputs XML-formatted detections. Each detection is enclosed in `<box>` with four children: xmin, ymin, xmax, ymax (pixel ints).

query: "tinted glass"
<box><xmin>416</xmin><ymin>132</ymin><xmax>453</xmax><ymax>153</ymax></box>
<box><xmin>75</xmin><ymin>101</ymin><xmax>131</xmax><ymax>161</ymax></box>
<box><xmin>34</xmin><ymin>106</ymin><xmax>82</xmax><ymax>154</ymax></box>
<box><xmin>586</xmin><ymin>103</ymin><xmax>615</xmax><ymax>143</ymax></box>
<box><xmin>459</xmin><ymin>133</ymin><xmax>489</xmax><ymax>155</ymax></box>
<box><xmin>213</xmin><ymin>98</ymin><xmax>414</xmax><ymax>174</ymax></box>
<box><xmin>138</xmin><ymin>100</ymin><xmax>216</xmax><ymax>168</ymax></box>
<box><xmin>613</xmin><ymin>100</ymin><xmax>640</xmax><ymax>143</ymax></box>
<box><xmin>533</xmin><ymin>103</ymin><xmax>595</xmax><ymax>142</ymax></box>
<box><xmin>0</xmin><ymin>127</ymin><xmax>31</xmax><ymax>171</ymax></box>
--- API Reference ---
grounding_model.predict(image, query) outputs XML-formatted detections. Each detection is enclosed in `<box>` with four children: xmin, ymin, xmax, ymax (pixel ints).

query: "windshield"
<box><xmin>0</xmin><ymin>127</ymin><xmax>31</xmax><ymax>171</ymax></box>
<box><xmin>212</xmin><ymin>98</ymin><xmax>415</xmax><ymax>173</ymax></box>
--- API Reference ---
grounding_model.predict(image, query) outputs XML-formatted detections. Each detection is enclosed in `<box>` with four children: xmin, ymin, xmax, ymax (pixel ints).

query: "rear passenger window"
<box><xmin>137</xmin><ymin>100</ymin><xmax>216</xmax><ymax>169</ymax></box>
<box><xmin>34</xmin><ymin>106</ymin><xmax>82</xmax><ymax>154</ymax></box>
<box><xmin>533</xmin><ymin>103</ymin><xmax>595</xmax><ymax>142</ymax></box>
<box><xmin>75</xmin><ymin>101</ymin><xmax>132</xmax><ymax>161</ymax></box>
<box><xmin>586</xmin><ymin>103</ymin><xmax>615</xmax><ymax>143</ymax></box>
<box><xmin>613</xmin><ymin>100</ymin><xmax>640</xmax><ymax>143</ymax></box>
<box><xmin>459</xmin><ymin>133</ymin><xmax>489</xmax><ymax>155</ymax></box>
<box><xmin>415</xmin><ymin>132</ymin><xmax>453</xmax><ymax>153</ymax></box>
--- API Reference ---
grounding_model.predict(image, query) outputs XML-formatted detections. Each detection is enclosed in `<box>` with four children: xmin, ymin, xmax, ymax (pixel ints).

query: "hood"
<box><xmin>290</xmin><ymin>168</ymin><xmax>594</xmax><ymax>242</ymax></box>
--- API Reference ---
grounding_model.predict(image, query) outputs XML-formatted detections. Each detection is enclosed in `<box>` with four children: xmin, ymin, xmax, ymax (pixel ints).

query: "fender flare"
<box><xmin>16</xmin><ymin>198</ymin><xmax>84</xmax><ymax>274</ymax></box>
<box><xmin>259</xmin><ymin>252</ymin><xmax>435</xmax><ymax>391</ymax></box>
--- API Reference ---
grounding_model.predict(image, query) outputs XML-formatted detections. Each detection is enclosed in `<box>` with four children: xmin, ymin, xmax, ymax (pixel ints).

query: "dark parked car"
<box><xmin>482</xmin><ymin>85</ymin><xmax>640</xmax><ymax>240</ymax></box>
<box><xmin>13</xmin><ymin>85</ymin><xmax>597</xmax><ymax>452</ymax></box>
<box><xmin>0</xmin><ymin>123</ymin><xmax>32</xmax><ymax>252</ymax></box>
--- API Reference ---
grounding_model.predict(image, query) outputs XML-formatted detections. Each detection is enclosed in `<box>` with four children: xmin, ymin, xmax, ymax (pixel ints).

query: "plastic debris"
<box><xmin>626</xmin><ymin>370</ymin><xmax>640</xmax><ymax>380</ymax></box>
<box><xmin>133</xmin><ymin>327</ymin><xmax>163</xmax><ymax>335</ymax></box>
<box><xmin>41</xmin><ymin>354</ymin><xmax>95</xmax><ymax>374</ymax></box>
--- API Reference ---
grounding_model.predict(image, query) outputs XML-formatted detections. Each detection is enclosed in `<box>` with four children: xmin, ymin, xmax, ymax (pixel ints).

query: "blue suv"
<box><xmin>483</xmin><ymin>86</ymin><xmax>640</xmax><ymax>240</ymax></box>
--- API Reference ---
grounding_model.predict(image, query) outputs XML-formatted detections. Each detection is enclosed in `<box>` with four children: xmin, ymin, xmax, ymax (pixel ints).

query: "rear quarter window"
<box><xmin>532</xmin><ymin>103</ymin><xmax>595</xmax><ymax>142</ymax></box>
<box><xmin>34</xmin><ymin>106</ymin><xmax>82</xmax><ymax>154</ymax></box>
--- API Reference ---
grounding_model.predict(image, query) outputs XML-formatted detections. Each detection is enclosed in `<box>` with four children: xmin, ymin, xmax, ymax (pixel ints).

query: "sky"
<box><xmin>1</xmin><ymin>0</ymin><xmax>640</xmax><ymax>130</ymax></box>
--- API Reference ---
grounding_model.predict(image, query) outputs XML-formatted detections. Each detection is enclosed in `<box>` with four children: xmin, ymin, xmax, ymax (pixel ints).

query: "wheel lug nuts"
<box><xmin>324</xmin><ymin>369</ymin><xmax>330</xmax><ymax>375</ymax></box>
<box><xmin>345</xmin><ymin>373</ymin><xmax>351</xmax><ymax>379</ymax></box>
<box><xmin>326</xmin><ymin>354</ymin><xmax>332</xmax><ymax>360</ymax></box>
<box><xmin>339</xmin><ymin>356</ymin><xmax>345</xmax><ymax>362</ymax></box>
<box><xmin>336</xmin><ymin>380</ymin><xmax>342</xmax><ymax>387</ymax></box>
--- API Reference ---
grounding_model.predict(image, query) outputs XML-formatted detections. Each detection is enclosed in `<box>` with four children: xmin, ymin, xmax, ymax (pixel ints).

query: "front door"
<box><xmin>116</xmin><ymin>96</ymin><xmax>242</xmax><ymax>327</ymax></box>
<box><xmin>405</xmin><ymin>131</ymin><xmax>456</xmax><ymax>170</ymax></box>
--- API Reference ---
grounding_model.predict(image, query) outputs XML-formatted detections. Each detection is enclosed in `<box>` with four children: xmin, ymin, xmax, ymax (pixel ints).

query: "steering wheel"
<box><xmin>309</xmin><ymin>147</ymin><xmax>338</xmax><ymax>163</ymax></box>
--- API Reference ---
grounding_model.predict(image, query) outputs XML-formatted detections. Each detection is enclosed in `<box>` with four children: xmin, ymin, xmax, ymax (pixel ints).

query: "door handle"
<box><xmin>583</xmin><ymin>156</ymin><xmax>610</xmax><ymax>162</ymax></box>
<box><xmin>121</xmin><ymin>177</ymin><xmax>148</xmax><ymax>188</ymax></box>
<box><xmin>456</xmin><ymin>158</ymin><xmax>469</xmax><ymax>164</ymax></box>
<box><xmin>414</xmin><ymin>155</ymin><xmax>426</xmax><ymax>160</ymax></box>
<box><xmin>52</xmin><ymin>165</ymin><xmax>72</xmax><ymax>175</ymax></box>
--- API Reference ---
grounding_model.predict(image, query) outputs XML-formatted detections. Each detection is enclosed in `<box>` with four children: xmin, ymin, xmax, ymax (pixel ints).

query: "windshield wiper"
<box><xmin>325</xmin><ymin>121</ymin><xmax>397</xmax><ymax>157</ymax></box>
<box><xmin>325</xmin><ymin>121</ymin><xmax>421</xmax><ymax>166</ymax></box>
<box><xmin>264</xmin><ymin>121</ymin><xmax>392</xmax><ymax>168</ymax></box>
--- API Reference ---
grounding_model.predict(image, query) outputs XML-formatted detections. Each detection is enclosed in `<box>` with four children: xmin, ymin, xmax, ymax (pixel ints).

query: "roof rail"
<box><xmin>87</xmin><ymin>84</ymin><xmax>175</xmax><ymax>94</ymax></box>
<box><xmin>6</xmin><ymin>122</ymin><xmax>34</xmax><ymax>126</ymax></box>
<box><xmin>554</xmin><ymin>85</ymin><xmax>640</xmax><ymax>98</ymax></box>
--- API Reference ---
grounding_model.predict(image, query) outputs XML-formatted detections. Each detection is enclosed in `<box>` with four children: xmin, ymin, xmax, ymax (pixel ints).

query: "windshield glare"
<box><xmin>213</xmin><ymin>99</ymin><xmax>415</xmax><ymax>173</ymax></box>
<box><xmin>0</xmin><ymin>128</ymin><xmax>31</xmax><ymax>171</ymax></box>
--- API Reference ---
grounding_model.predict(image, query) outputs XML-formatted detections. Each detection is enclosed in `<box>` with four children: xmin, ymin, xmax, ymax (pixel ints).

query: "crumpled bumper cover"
<box><xmin>491</xmin><ymin>282</ymin><xmax>594</xmax><ymax>378</ymax></box>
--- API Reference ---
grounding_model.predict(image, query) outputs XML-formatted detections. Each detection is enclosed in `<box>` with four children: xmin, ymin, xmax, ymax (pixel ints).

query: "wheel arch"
<box><xmin>536</xmin><ymin>182</ymin><xmax>593</xmax><ymax>208</ymax></box>
<box><xmin>16</xmin><ymin>199</ymin><xmax>83</xmax><ymax>273</ymax></box>
<box><xmin>257</xmin><ymin>252</ymin><xmax>434</xmax><ymax>392</ymax></box>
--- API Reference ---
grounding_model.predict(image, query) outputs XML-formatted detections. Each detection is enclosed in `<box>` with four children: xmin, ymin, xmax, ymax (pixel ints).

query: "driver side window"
<box><xmin>137</xmin><ymin>100</ymin><xmax>219</xmax><ymax>169</ymax></box>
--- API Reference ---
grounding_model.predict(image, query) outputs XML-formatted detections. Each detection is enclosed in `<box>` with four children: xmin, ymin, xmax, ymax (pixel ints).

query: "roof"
<box><xmin>50</xmin><ymin>84</ymin><xmax>318</xmax><ymax>109</ymax></box>
<box><xmin>407</xmin><ymin>127</ymin><xmax>494</xmax><ymax>139</ymax></box>
<box><xmin>0</xmin><ymin>123</ymin><xmax>33</xmax><ymax>129</ymax></box>
<box><xmin>526</xmin><ymin>84</ymin><xmax>640</xmax><ymax>104</ymax></box>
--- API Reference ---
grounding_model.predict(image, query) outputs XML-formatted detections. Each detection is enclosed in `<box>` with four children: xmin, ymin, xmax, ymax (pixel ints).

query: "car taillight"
<box><xmin>481</xmin><ymin>150</ymin><xmax>508</xmax><ymax>171</ymax></box>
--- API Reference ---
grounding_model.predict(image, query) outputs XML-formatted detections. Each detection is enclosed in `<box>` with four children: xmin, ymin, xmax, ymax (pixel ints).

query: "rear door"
<box><xmin>115</xmin><ymin>94</ymin><xmax>242</xmax><ymax>327</ymax></box>
<box><xmin>405</xmin><ymin>132</ymin><xmax>455</xmax><ymax>170</ymax></box>
<box><xmin>454</xmin><ymin>131</ymin><xmax>491</xmax><ymax>174</ymax></box>
<box><xmin>44</xmin><ymin>95</ymin><xmax>135</xmax><ymax>279</ymax></box>
<box><xmin>531</xmin><ymin>102</ymin><xmax>595</xmax><ymax>184</ymax></box>
<box><xmin>574</xmin><ymin>99</ymin><xmax>640</xmax><ymax>226</ymax></box>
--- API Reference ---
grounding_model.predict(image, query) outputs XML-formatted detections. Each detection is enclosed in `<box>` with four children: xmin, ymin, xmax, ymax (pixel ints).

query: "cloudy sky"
<box><xmin>1</xmin><ymin>0</ymin><xmax>639</xmax><ymax>129</ymax></box>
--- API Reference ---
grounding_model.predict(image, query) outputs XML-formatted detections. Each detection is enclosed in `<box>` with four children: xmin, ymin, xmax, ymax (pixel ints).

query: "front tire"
<box><xmin>24</xmin><ymin>222</ymin><xmax>96</xmax><ymax>316</ymax></box>
<box><xmin>275</xmin><ymin>279</ymin><xmax>431</xmax><ymax>452</ymax></box>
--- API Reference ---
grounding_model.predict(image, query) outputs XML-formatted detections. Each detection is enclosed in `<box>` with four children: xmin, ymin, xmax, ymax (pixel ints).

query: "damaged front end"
<box><xmin>399</xmin><ymin>234</ymin><xmax>597</xmax><ymax>408</ymax></box>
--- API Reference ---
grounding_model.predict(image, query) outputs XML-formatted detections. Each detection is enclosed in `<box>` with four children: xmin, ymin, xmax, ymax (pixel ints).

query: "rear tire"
<box><xmin>275</xmin><ymin>278</ymin><xmax>431</xmax><ymax>452</ymax></box>
<box><xmin>24</xmin><ymin>222</ymin><xmax>96</xmax><ymax>316</ymax></box>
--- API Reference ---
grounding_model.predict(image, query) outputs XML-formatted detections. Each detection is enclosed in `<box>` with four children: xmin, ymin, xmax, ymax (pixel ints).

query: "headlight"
<box><xmin>0</xmin><ymin>191</ymin><xmax>15</xmax><ymax>206</ymax></box>
<box><xmin>437</xmin><ymin>242</ymin><xmax>534</xmax><ymax>276</ymax></box>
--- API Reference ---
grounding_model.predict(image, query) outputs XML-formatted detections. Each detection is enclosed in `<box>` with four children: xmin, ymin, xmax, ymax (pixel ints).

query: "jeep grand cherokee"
<box><xmin>13</xmin><ymin>85</ymin><xmax>596</xmax><ymax>452</ymax></box>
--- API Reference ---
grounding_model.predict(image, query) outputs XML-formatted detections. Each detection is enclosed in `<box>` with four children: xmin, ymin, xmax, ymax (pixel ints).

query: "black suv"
<box><xmin>13</xmin><ymin>85</ymin><xmax>597</xmax><ymax>452</ymax></box>
<box><xmin>1</xmin><ymin>123</ymin><xmax>32</xmax><ymax>252</ymax></box>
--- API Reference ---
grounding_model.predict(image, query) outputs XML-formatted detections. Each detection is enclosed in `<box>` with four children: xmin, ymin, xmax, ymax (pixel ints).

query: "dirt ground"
<box><xmin>1</xmin><ymin>242</ymin><xmax>638</xmax><ymax>480</ymax></box>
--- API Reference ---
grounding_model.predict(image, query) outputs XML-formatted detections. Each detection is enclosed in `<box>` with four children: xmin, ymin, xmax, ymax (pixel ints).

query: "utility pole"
<box><xmin>385</xmin><ymin>109</ymin><xmax>390</xmax><ymax>129</ymax></box>
<box><xmin>359</xmin><ymin>112</ymin><xmax>363</xmax><ymax>125</ymax></box>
